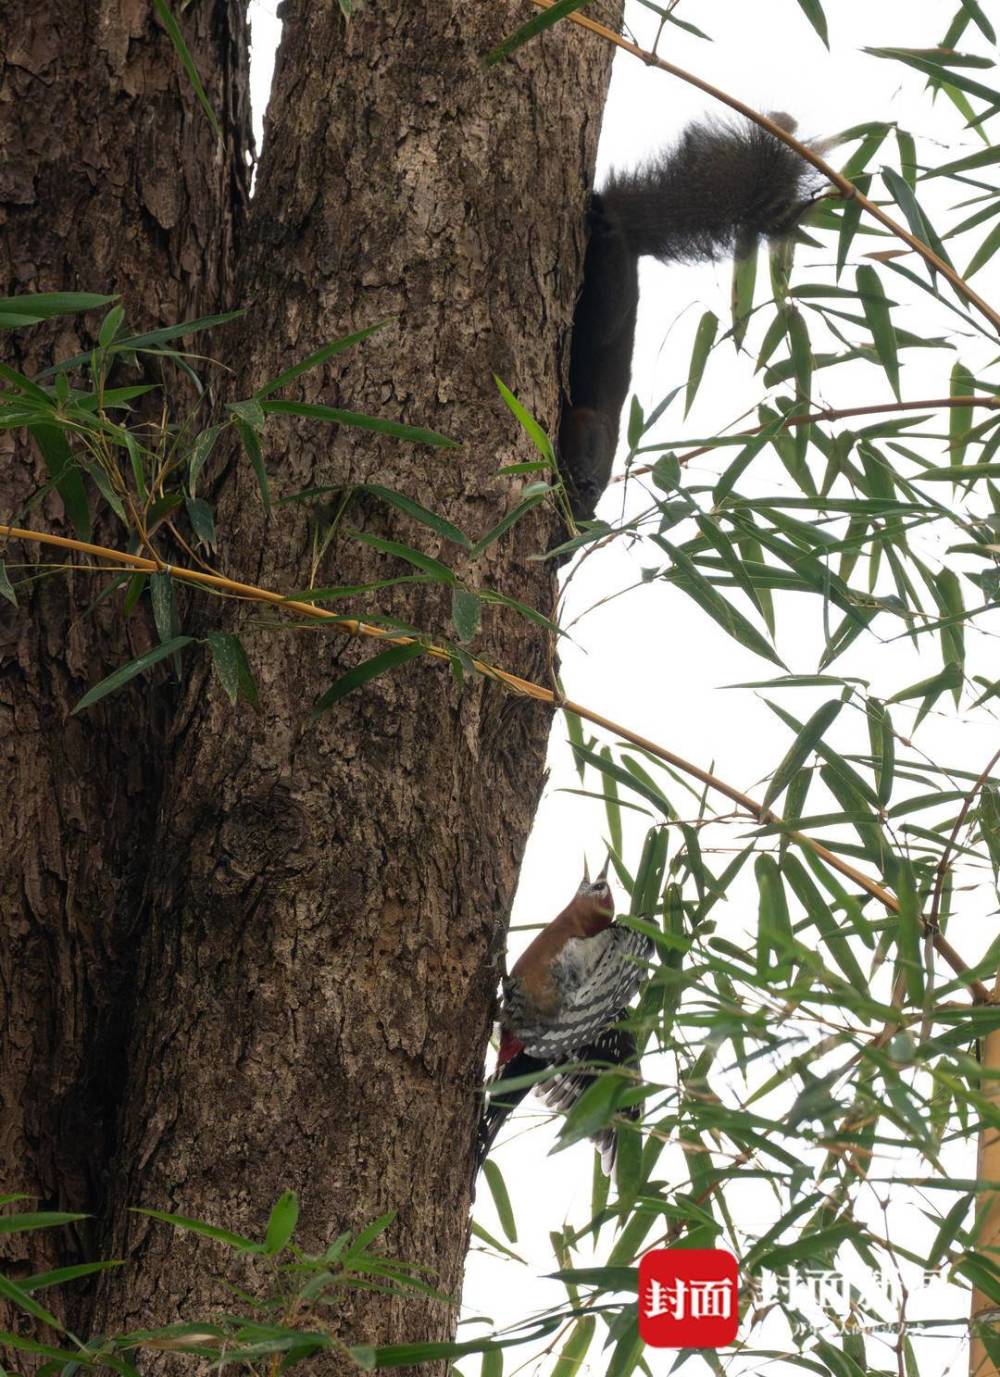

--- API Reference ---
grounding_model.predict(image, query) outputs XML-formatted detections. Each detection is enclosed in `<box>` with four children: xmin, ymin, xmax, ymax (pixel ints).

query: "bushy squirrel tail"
<box><xmin>600</xmin><ymin>114</ymin><xmax>815</xmax><ymax>265</ymax></box>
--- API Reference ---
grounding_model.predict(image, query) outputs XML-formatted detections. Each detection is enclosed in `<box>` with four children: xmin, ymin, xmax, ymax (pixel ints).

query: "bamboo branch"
<box><xmin>618</xmin><ymin>396</ymin><xmax>1000</xmax><ymax>482</ymax></box>
<box><xmin>529</xmin><ymin>0</ymin><xmax>1000</xmax><ymax>337</ymax></box>
<box><xmin>0</xmin><ymin>520</ymin><xmax>989</xmax><ymax>1002</ymax></box>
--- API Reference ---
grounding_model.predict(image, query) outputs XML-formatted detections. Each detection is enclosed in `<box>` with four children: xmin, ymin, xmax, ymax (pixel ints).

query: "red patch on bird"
<box><xmin>498</xmin><ymin>1028</ymin><xmax>524</xmax><ymax>1066</ymax></box>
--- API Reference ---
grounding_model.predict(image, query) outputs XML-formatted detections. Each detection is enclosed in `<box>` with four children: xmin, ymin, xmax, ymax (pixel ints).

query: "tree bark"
<box><xmin>0</xmin><ymin>0</ymin><xmax>251</xmax><ymax>1329</ymax></box>
<box><xmin>1</xmin><ymin>0</ymin><xmax>620</xmax><ymax>1366</ymax></box>
<box><xmin>94</xmin><ymin>0</ymin><xmax>617</xmax><ymax>1363</ymax></box>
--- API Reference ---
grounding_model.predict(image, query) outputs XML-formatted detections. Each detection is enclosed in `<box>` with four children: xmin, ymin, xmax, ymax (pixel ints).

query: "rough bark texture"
<box><xmin>0</xmin><ymin>0</ymin><xmax>252</xmax><ymax>1328</ymax></box>
<box><xmin>1</xmin><ymin>0</ymin><xmax>619</xmax><ymax>1368</ymax></box>
<box><xmin>95</xmin><ymin>1</ymin><xmax>617</xmax><ymax>1365</ymax></box>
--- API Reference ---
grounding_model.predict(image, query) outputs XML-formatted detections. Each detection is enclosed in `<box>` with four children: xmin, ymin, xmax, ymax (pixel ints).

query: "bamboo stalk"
<box><xmin>619</xmin><ymin>396</ymin><xmax>1000</xmax><ymax>482</ymax></box>
<box><xmin>0</xmin><ymin>519</ymin><xmax>989</xmax><ymax>1002</ymax></box>
<box><xmin>971</xmin><ymin>968</ymin><xmax>1000</xmax><ymax>1375</ymax></box>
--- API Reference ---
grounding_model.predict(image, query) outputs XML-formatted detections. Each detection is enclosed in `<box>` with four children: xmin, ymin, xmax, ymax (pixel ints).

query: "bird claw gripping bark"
<box><xmin>477</xmin><ymin>868</ymin><xmax>653</xmax><ymax>1175</ymax></box>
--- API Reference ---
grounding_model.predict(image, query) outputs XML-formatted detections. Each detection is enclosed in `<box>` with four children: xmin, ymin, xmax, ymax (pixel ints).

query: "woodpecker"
<box><xmin>477</xmin><ymin>865</ymin><xmax>652</xmax><ymax>1173</ymax></box>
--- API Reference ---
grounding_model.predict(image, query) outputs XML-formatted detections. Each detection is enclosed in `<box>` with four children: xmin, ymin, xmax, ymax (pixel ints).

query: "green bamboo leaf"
<box><xmin>20</xmin><ymin>1260</ymin><xmax>122</xmax><ymax>1293</ymax></box>
<box><xmin>0</xmin><ymin>561</ymin><xmax>17</xmax><ymax>607</ymax></box>
<box><xmin>966</xmin><ymin>219</ymin><xmax>1000</xmax><ymax>281</ymax></box>
<box><xmin>856</xmin><ymin>265</ymin><xmax>900</xmax><ymax>399</ymax></box>
<box><xmin>731</xmin><ymin>247</ymin><xmax>758</xmax><ymax>347</ymax></box>
<box><xmin>312</xmin><ymin>642</ymin><xmax>425</xmax><ymax>715</ymax></box>
<box><xmin>360</xmin><ymin>484</ymin><xmax>470</xmax><ymax>550</ymax></box>
<box><xmin>233</xmin><ymin>416</ymin><xmax>271</xmax><ymax>515</ymax></box>
<box><xmin>0</xmin><ymin>1274</ymin><xmax>64</xmax><ymax>1333</ymax></box>
<box><xmin>684</xmin><ymin>310</ymin><xmax>718</xmax><ymax>416</ymax></box>
<box><xmin>0</xmin><ymin>290</ymin><xmax>117</xmax><ymax>330</ymax></box>
<box><xmin>920</xmin><ymin>462</ymin><xmax>1000</xmax><ymax>481</ymax></box>
<box><xmin>123</xmin><ymin>572</ymin><xmax>146</xmax><ymax>616</ymax></box>
<box><xmin>188</xmin><ymin>423</ymin><xmax>223</xmax><ymax>495</ymax></box>
<box><xmin>881</xmin><ymin>166</ymin><xmax>954</xmax><ymax>272</ymax></box>
<box><xmin>469</xmin><ymin>1220</ymin><xmax>527</xmax><ymax>1265</ymax></box>
<box><xmin>478</xmin><ymin>587</ymin><xmax>561</xmax><ymax>636</ymax></box>
<box><xmin>896</xmin><ymin>127</ymin><xmax>917</xmax><ymax>188</ymax></box>
<box><xmin>71</xmin><ymin>637</ymin><xmax>194</xmax><ymax>714</ymax></box>
<box><xmin>758</xmin><ymin>1222</ymin><xmax>855</xmax><ymax>1271</ymax></box>
<box><xmin>926</xmin><ymin>143</ymin><xmax>1000</xmax><ymax>180</ymax></box>
<box><xmin>482</xmin><ymin>1160</ymin><xmax>517</xmax><ymax>1244</ymax></box>
<box><xmin>763</xmin><ymin>698</ymin><xmax>843</xmax><ymax>810</ymax></box>
<box><xmin>484</xmin><ymin>0</ymin><xmax>591</xmax><ymax>65</ymax></box>
<box><xmin>656</xmin><ymin>537</ymin><xmax>784</xmax><ymax>668</ymax></box>
<box><xmin>451</xmin><ymin>587</ymin><xmax>481</xmax><ymax>644</ymax></box>
<box><xmin>206</xmin><ymin>632</ymin><xmax>254</xmax><ymax>706</ymax></box>
<box><xmin>254</xmin><ymin>322</ymin><xmax>386</xmax><ymax>399</ymax></box>
<box><xmin>755</xmin><ymin>854</ymin><xmax>794</xmax><ymax>981</ymax></box>
<box><xmin>949</xmin><ymin>362</ymin><xmax>975</xmax><ymax>464</ymax></box>
<box><xmin>713</xmin><ymin>415</ymin><xmax>785</xmax><ymax>503</ymax></box>
<box><xmin>121</xmin><ymin>431</ymin><xmax>147</xmax><ymax>505</ymax></box>
<box><xmin>152</xmin><ymin>0</ymin><xmax>221</xmax><ymax>137</ymax></box>
<box><xmin>481</xmin><ymin>1348</ymin><xmax>503</xmax><ymax>1377</ymax></box>
<box><xmin>85</xmin><ymin>460</ymin><xmax>127</xmax><ymax>523</ymax></box>
<box><xmin>351</xmin><ymin>530</ymin><xmax>457</xmax><ymax>584</ymax></box>
<box><xmin>785</xmin><ymin>305</ymin><xmax>813</xmax><ymax>462</ymax></box>
<box><xmin>572</xmin><ymin>744</ymin><xmax>672</xmax><ymax>817</ymax></box>
<box><xmin>866</xmin><ymin>47</ymin><xmax>1000</xmax><ymax>109</ymax></box>
<box><xmin>28</xmin><ymin>422</ymin><xmax>91</xmax><ymax>540</ymax></box>
<box><xmin>555</xmin><ymin>1073</ymin><xmax>626</xmax><ymax>1151</ymax></box>
<box><xmin>261</xmin><ymin>398</ymin><xmax>457</xmax><ymax>449</ymax></box>
<box><xmin>494</xmin><ymin>376</ymin><xmax>555</xmax><ymax>465</ymax></box>
<box><xmin>866</xmin><ymin>698</ymin><xmax>895</xmax><ymax>806</ymax></box>
<box><xmin>979</xmin><ymin>786</ymin><xmax>1000</xmax><ymax>883</ymax></box>
<box><xmin>263</xmin><ymin>1190</ymin><xmax>298</xmax><ymax>1256</ymax></box>
<box><xmin>927</xmin><ymin>1192</ymin><xmax>974</xmax><ymax>1268</ymax></box>
<box><xmin>0</xmin><ymin>1333</ymin><xmax>131</xmax><ymax>1374</ymax></box>
<box><xmin>551</xmin><ymin>1317</ymin><xmax>594</xmax><ymax>1377</ymax></box>
<box><xmin>97</xmin><ymin>303</ymin><xmax>125</xmax><ymax>350</ymax></box>
<box><xmin>605</xmin><ymin>1316</ymin><xmax>642</xmax><ymax>1377</ymax></box>
<box><xmin>958</xmin><ymin>0</ymin><xmax>996</xmax><ymax>42</ymax></box>
<box><xmin>32</xmin><ymin>308</ymin><xmax>246</xmax><ymax>377</ymax></box>
<box><xmin>886</xmin><ymin>661</ymin><xmax>962</xmax><ymax>728</ymax></box>
<box><xmin>895</xmin><ymin>858</ymin><xmax>924</xmax><ymax>1004</ymax></box>
<box><xmin>150</xmin><ymin>571</ymin><xmax>179</xmax><ymax>645</ymax></box>
<box><xmin>185</xmin><ymin>496</ymin><xmax>217</xmax><ymax>549</ymax></box>
<box><xmin>795</xmin><ymin>0</ymin><xmax>829</xmax><ymax>45</ymax></box>
<box><xmin>150</xmin><ymin>570</ymin><xmax>183</xmax><ymax>679</ymax></box>
<box><xmin>600</xmin><ymin>747</ymin><xmax>623</xmax><ymax>859</ymax></box>
<box><xmin>131</xmin><ymin>1205</ymin><xmax>262</xmax><ymax>1252</ymax></box>
<box><xmin>0</xmin><ymin>1211</ymin><xmax>87</xmax><ymax>1235</ymax></box>
<box><xmin>781</xmin><ymin>853</ymin><xmax>868</xmax><ymax>990</ymax></box>
<box><xmin>835</xmin><ymin>173</ymin><xmax>871</xmax><ymax>279</ymax></box>
<box><xmin>470</xmin><ymin>491</ymin><xmax>549</xmax><ymax>558</ymax></box>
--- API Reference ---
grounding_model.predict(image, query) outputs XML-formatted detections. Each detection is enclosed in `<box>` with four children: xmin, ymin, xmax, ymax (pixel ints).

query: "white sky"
<box><xmin>246</xmin><ymin>3</ymin><xmax>999</xmax><ymax>1372</ymax></box>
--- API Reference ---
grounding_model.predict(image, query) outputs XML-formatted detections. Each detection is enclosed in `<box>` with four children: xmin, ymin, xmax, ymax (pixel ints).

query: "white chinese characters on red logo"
<box><xmin>638</xmin><ymin>1248</ymin><xmax>738</xmax><ymax>1348</ymax></box>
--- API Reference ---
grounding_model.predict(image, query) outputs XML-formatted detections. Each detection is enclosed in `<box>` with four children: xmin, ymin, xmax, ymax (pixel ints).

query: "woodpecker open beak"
<box><xmin>596</xmin><ymin>854</ymin><xmax>610</xmax><ymax>882</ymax></box>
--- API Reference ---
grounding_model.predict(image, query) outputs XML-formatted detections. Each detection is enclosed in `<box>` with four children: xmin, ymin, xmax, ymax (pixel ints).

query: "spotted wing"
<box><xmin>507</xmin><ymin>923</ymin><xmax>652</xmax><ymax>1061</ymax></box>
<box><xmin>538</xmin><ymin>1023</ymin><xmax>641</xmax><ymax>1173</ymax></box>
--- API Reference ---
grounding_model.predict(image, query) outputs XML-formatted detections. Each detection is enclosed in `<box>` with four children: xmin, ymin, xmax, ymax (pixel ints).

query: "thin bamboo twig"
<box><xmin>619</xmin><ymin>396</ymin><xmax>1000</xmax><ymax>482</ymax></box>
<box><xmin>0</xmin><ymin>520</ymin><xmax>989</xmax><ymax>1002</ymax></box>
<box><xmin>528</xmin><ymin>0</ymin><xmax>1000</xmax><ymax>336</ymax></box>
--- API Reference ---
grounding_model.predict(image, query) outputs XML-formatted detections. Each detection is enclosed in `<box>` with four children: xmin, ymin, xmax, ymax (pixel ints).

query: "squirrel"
<box><xmin>558</xmin><ymin>114</ymin><xmax>816</xmax><ymax>520</ymax></box>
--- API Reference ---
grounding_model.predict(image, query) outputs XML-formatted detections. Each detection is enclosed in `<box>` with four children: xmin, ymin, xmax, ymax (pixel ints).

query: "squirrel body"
<box><xmin>559</xmin><ymin>116</ymin><xmax>814</xmax><ymax>520</ymax></box>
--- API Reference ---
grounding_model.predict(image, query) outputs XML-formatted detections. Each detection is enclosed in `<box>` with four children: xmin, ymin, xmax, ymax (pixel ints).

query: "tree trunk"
<box><xmin>0</xmin><ymin>0</ymin><xmax>251</xmax><ymax>1329</ymax></box>
<box><xmin>96</xmin><ymin>0</ymin><xmax>617</xmax><ymax>1361</ymax></box>
<box><xmin>3</xmin><ymin>0</ymin><xmax>619</xmax><ymax>1365</ymax></box>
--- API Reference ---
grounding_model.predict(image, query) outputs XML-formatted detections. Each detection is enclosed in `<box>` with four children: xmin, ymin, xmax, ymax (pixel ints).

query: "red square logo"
<box><xmin>638</xmin><ymin>1248</ymin><xmax>739</xmax><ymax>1348</ymax></box>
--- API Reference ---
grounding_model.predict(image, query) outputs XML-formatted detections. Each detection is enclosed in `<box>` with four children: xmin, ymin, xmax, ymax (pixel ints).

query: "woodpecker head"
<box><xmin>573</xmin><ymin>859</ymin><xmax>615</xmax><ymax>932</ymax></box>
